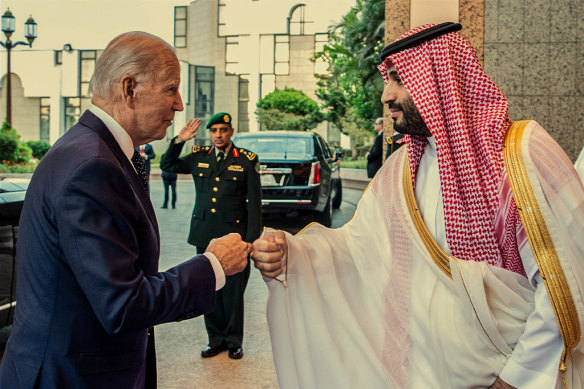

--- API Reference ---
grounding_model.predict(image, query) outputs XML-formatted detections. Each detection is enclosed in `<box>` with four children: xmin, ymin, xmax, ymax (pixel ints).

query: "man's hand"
<box><xmin>250</xmin><ymin>230</ymin><xmax>286</xmax><ymax>278</ymax></box>
<box><xmin>206</xmin><ymin>233</ymin><xmax>252</xmax><ymax>276</ymax></box>
<box><xmin>489</xmin><ymin>377</ymin><xmax>516</xmax><ymax>389</ymax></box>
<box><xmin>176</xmin><ymin>118</ymin><xmax>201</xmax><ymax>143</ymax></box>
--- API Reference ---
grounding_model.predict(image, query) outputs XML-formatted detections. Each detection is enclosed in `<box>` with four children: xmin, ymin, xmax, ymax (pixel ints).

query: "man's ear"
<box><xmin>121</xmin><ymin>75</ymin><xmax>137</xmax><ymax>108</ymax></box>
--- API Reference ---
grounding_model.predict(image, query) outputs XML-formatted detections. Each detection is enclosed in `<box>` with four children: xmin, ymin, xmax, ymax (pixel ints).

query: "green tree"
<box><xmin>314</xmin><ymin>0</ymin><xmax>385</xmax><ymax>157</ymax></box>
<box><xmin>256</xmin><ymin>87</ymin><xmax>323</xmax><ymax>131</ymax></box>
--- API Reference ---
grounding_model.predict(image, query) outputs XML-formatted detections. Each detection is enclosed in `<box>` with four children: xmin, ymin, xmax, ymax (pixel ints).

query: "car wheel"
<box><xmin>315</xmin><ymin>194</ymin><xmax>332</xmax><ymax>227</ymax></box>
<box><xmin>332</xmin><ymin>179</ymin><xmax>342</xmax><ymax>209</ymax></box>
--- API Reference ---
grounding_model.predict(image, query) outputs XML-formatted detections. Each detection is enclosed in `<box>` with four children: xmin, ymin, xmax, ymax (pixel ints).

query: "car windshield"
<box><xmin>235</xmin><ymin>136</ymin><xmax>313</xmax><ymax>159</ymax></box>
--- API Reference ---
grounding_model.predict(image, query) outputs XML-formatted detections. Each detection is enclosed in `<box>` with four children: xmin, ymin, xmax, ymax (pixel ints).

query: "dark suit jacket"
<box><xmin>160</xmin><ymin>140</ymin><xmax>261</xmax><ymax>248</ymax></box>
<box><xmin>0</xmin><ymin>111</ymin><xmax>216</xmax><ymax>389</ymax></box>
<box><xmin>136</xmin><ymin>143</ymin><xmax>156</xmax><ymax>174</ymax></box>
<box><xmin>366</xmin><ymin>132</ymin><xmax>384</xmax><ymax>178</ymax></box>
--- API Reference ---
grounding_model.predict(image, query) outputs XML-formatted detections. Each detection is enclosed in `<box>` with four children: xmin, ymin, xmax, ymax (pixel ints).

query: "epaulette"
<box><xmin>239</xmin><ymin>148</ymin><xmax>257</xmax><ymax>161</ymax></box>
<box><xmin>192</xmin><ymin>145</ymin><xmax>211</xmax><ymax>154</ymax></box>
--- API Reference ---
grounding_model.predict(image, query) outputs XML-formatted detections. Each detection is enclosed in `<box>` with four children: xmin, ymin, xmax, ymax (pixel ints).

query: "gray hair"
<box><xmin>89</xmin><ymin>31</ymin><xmax>176</xmax><ymax>99</ymax></box>
<box><xmin>375</xmin><ymin>117</ymin><xmax>383</xmax><ymax>125</ymax></box>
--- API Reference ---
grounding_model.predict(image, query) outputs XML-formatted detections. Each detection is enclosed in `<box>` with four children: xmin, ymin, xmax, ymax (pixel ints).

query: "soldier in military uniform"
<box><xmin>160</xmin><ymin>112</ymin><xmax>261</xmax><ymax>360</ymax></box>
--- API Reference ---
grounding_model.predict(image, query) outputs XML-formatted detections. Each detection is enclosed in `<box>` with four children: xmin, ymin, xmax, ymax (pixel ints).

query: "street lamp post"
<box><xmin>0</xmin><ymin>9</ymin><xmax>37</xmax><ymax>126</ymax></box>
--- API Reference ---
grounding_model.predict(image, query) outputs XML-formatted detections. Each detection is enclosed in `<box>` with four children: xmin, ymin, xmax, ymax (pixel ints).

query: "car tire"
<box><xmin>332</xmin><ymin>179</ymin><xmax>342</xmax><ymax>209</ymax></box>
<box><xmin>315</xmin><ymin>194</ymin><xmax>333</xmax><ymax>227</ymax></box>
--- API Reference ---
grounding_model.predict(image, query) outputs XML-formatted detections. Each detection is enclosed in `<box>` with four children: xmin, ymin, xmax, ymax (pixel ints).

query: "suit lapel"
<box><xmin>78</xmin><ymin>111</ymin><xmax>158</xmax><ymax>235</ymax></box>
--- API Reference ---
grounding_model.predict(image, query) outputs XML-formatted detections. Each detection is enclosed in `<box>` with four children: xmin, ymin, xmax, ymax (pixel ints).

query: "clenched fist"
<box><xmin>250</xmin><ymin>230</ymin><xmax>287</xmax><ymax>278</ymax></box>
<box><xmin>206</xmin><ymin>233</ymin><xmax>253</xmax><ymax>275</ymax></box>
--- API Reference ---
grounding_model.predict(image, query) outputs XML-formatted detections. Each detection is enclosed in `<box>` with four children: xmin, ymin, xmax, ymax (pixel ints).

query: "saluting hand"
<box><xmin>206</xmin><ymin>233</ymin><xmax>253</xmax><ymax>276</ymax></box>
<box><xmin>177</xmin><ymin>118</ymin><xmax>201</xmax><ymax>143</ymax></box>
<box><xmin>251</xmin><ymin>230</ymin><xmax>287</xmax><ymax>278</ymax></box>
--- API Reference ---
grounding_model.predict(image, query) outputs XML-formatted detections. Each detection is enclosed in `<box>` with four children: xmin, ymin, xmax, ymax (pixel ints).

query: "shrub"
<box><xmin>256</xmin><ymin>88</ymin><xmax>323</xmax><ymax>131</ymax></box>
<box><xmin>0</xmin><ymin>123</ymin><xmax>20</xmax><ymax>162</ymax></box>
<box><xmin>26</xmin><ymin>140</ymin><xmax>51</xmax><ymax>160</ymax></box>
<box><xmin>0</xmin><ymin>121</ymin><xmax>33</xmax><ymax>166</ymax></box>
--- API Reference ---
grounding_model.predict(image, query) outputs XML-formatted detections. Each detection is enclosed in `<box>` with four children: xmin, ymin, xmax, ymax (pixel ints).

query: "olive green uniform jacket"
<box><xmin>160</xmin><ymin>139</ymin><xmax>262</xmax><ymax>247</ymax></box>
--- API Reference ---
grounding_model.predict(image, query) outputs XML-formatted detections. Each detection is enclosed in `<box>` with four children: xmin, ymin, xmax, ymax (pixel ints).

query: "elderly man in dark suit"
<box><xmin>0</xmin><ymin>31</ymin><xmax>250</xmax><ymax>389</ymax></box>
<box><xmin>161</xmin><ymin>112</ymin><xmax>261</xmax><ymax>360</ymax></box>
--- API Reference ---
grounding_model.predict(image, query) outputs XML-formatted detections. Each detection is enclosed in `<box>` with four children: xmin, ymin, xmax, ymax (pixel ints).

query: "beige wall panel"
<box><xmin>410</xmin><ymin>0</ymin><xmax>458</xmax><ymax>27</ymax></box>
<box><xmin>0</xmin><ymin>74</ymin><xmax>40</xmax><ymax>142</ymax></box>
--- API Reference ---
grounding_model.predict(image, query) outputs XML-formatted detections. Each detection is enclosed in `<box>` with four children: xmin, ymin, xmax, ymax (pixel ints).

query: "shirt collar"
<box><xmin>426</xmin><ymin>136</ymin><xmax>437</xmax><ymax>157</ymax></box>
<box><xmin>215</xmin><ymin>142</ymin><xmax>232</xmax><ymax>157</ymax></box>
<box><xmin>88</xmin><ymin>104</ymin><xmax>135</xmax><ymax>162</ymax></box>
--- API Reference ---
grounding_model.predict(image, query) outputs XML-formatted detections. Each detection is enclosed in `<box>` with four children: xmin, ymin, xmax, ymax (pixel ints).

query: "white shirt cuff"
<box><xmin>499</xmin><ymin>356</ymin><xmax>559</xmax><ymax>389</ymax></box>
<box><xmin>203</xmin><ymin>252</ymin><xmax>226</xmax><ymax>290</ymax></box>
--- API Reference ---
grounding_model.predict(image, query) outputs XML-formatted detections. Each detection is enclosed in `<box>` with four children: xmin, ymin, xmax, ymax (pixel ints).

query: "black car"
<box><xmin>0</xmin><ymin>177</ymin><xmax>28</xmax><ymax>328</ymax></box>
<box><xmin>232</xmin><ymin>131</ymin><xmax>342</xmax><ymax>227</ymax></box>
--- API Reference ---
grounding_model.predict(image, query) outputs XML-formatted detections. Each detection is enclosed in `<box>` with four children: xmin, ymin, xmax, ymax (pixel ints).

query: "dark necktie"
<box><xmin>132</xmin><ymin>149</ymin><xmax>149</xmax><ymax>190</ymax></box>
<box><xmin>217</xmin><ymin>151</ymin><xmax>225</xmax><ymax>168</ymax></box>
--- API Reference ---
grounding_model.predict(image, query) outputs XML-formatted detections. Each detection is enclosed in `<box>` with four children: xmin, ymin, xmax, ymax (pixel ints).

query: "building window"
<box><xmin>40</xmin><ymin>97</ymin><xmax>50</xmax><ymax>143</ymax></box>
<box><xmin>274</xmin><ymin>35</ymin><xmax>289</xmax><ymax>75</ymax></box>
<box><xmin>195</xmin><ymin>66</ymin><xmax>215</xmax><ymax>126</ymax></box>
<box><xmin>54</xmin><ymin>50</ymin><xmax>62</xmax><ymax>66</ymax></box>
<box><xmin>314</xmin><ymin>33</ymin><xmax>328</xmax><ymax>75</ymax></box>
<box><xmin>288</xmin><ymin>4</ymin><xmax>310</xmax><ymax>35</ymax></box>
<box><xmin>79</xmin><ymin>50</ymin><xmax>97</xmax><ymax>98</ymax></box>
<box><xmin>238</xmin><ymin>76</ymin><xmax>249</xmax><ymax>132</ymax></box>
<box><xmin>174</xmin><ymin>6</ymin><xmax>187</xmax><ymax>48</ymax></box>
<box><xmin>63</xmin><ymin>97</ymin><xmax>81</xmax><ymax>135</ymax></box>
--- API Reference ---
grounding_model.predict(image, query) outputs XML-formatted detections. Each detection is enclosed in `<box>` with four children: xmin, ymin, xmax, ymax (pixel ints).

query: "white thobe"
<box><xmin>414</xmin><ymin>137</ymin><xmax>563</xmax><ymax>388</ymax></box>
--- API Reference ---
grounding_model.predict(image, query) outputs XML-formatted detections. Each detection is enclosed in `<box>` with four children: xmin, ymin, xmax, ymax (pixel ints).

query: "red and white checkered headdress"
<box><xmin>378</xmin><ymin>24</ymin><xmax>523</xmax><ymax>271</ymax></box>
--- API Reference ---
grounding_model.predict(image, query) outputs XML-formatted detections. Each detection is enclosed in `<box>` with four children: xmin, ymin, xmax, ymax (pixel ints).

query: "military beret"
<box><xmin>379</xmin><ymin>22</ymin><xmax>462</xmax><ymax>62</ymax></box>
<box><xmin>206</xmin><ymin>112</ymin><xmax>232</xmax><ymax>128</ymax></box>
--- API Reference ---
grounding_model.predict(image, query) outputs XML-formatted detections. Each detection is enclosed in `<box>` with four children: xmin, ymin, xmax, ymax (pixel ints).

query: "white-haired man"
<box><xmin>0</xmin><ymin>31</ymin><xmax>250</xmax><ymax>389</ymax></box>
<box><xmin>251</xmin><ymin>23</ymin><xmax>584</xmax><ymax>388</ymax></box>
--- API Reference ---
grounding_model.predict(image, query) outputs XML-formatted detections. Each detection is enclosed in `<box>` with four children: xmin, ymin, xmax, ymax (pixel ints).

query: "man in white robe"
<box><xmin>251</xmin><ymin>23</ymin><xmax>584</xmax><ymax>389</ymax></box>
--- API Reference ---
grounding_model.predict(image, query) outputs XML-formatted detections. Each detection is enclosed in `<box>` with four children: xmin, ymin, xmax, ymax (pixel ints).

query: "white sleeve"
<box><xmin>203</xmin><ymin>252</ymin><xmax>226</xmax><ymax>290</ymax></box>
<box><xmin>498</xmin><ymin>242</ymin><xmax>563</xmax><ymax>388</ymax></box>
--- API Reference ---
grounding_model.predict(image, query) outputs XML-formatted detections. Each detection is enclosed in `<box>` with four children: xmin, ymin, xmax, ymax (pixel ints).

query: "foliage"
<box><xmin>0</xmin><ymin>160</ymin><xmax>36</xmax><ymax>173</ymax></box>
<box><xmin>0</xmin><ymin>121</ymin><xmax>35</xmax><ymax>169</ymax></box>
<box><xmin>340</xmin><ymin>156</ymin><xmax>367</xmax><ymax>169</ymax></box>
<box><xmin>314</xmin><ymin>0</ymin><xmax>385</xmax><ymax>137</ymax></box>
<box><xmin>25</xmin><ymin>140</ymin><xmax>51</xmax><ymax>160</ymax></box>
<box><xmin>15</xmin><ymin>142</ymin><xmax>33</xmax><ymax>163</ymax></box>
<box><xmin>0</xmin><ymin>121</ymin><xmax>20</xmax><ymax>162</ymax></box>
<box><xmin>339</xmin><ymin>107</ymin><xmax>375</xmax><ymax>160</ymax></box>
<box><xmin>256</xmin><ymin>88</ymin><xmax>323</xmax><ymax>131</ymax></box>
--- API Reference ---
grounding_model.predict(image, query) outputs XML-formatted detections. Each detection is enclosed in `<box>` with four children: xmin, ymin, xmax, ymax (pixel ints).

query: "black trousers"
<box><xmin>162</xmin><ymin>176</ymin><xmax>177</xmax><ymax>208</ymax></box>
<box><xmin>197</xmin><ymin>246</ymin><xmax>250</xmax><ymax>349</ymax></box>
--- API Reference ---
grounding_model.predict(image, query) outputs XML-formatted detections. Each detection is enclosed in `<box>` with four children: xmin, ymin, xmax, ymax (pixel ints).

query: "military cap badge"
<box><xmin>206</xmin><ymin>112</ymin><xmax>232</xmax><ymax>128</ymax></box>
